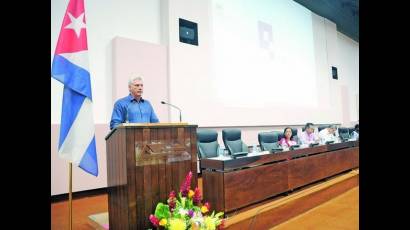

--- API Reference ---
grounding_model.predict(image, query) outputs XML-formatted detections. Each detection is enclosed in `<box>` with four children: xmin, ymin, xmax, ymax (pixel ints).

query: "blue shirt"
<box><xmin>110</xmin><ymin>94</ymin><xmax>159</xmax><ymax>130</ymax></box>
<box><xmin>351</xmin><ymin>131</ymin><xmax>359</xmax><ymax>140</ymax></box>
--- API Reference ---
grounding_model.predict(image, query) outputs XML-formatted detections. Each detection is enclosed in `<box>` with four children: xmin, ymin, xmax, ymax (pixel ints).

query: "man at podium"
<box><xmin>110</xmin><ymin>76</ymin><xmax>159</xmax><ymax>129</ymax></box>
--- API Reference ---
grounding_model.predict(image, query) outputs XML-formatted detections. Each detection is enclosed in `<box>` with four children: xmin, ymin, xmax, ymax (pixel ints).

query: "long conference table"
<box><xmin>201</xmin><ymin>141</ymin><xmax>359</xmax><ymax>214</ymax></box>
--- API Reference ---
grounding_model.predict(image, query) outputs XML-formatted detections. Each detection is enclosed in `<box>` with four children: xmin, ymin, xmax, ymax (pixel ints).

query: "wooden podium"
<box><xmin>105</xmin><ymin>123</ymin><xmax>198</xmax><ymax>229</ymax></box>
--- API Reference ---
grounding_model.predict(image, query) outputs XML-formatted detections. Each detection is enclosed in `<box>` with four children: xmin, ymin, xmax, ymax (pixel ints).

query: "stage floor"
<box><xmin>88</xmin><ymin>169</ymin><xmax>358</xmax><ymax>229</ymax></box>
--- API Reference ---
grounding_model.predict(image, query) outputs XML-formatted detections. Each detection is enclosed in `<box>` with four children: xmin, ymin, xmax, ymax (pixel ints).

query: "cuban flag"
<box><xmin>51</xmin><ymin>0</ymin><xmax>98</xmax><ymax>176</ymax></box>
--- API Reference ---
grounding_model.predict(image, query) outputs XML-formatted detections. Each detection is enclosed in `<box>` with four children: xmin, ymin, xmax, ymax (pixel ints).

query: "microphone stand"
<box><xmin>161</xmin><ymin>101</ymin><xmax>182</xmax><ymax>122</ymax></box>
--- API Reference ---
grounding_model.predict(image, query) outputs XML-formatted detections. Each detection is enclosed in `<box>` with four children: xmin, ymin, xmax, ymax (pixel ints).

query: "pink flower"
<box><xmin>188</xmin><ymin>210</ymin><xmax>194</xmax><ymax>218</ymax></box>
<box><xmin>180</xmin><ymin>171</ymin><xmax>193</xmax><ymax>197</ymax></box>
<box><xmin>149</xmin><ymin>214</ymin><xmax>159</xmax><ymax>227</ymax></box>
<box><xmin>169</xmin><ymin>190</ymin><xmax>176</xmax><ymax>199</ymax></box>
<box><xmin>168</xmin><ymin>190</ymin><xmax>176</xmax><ymax>211</ymax></box>
<box><xmin>193</xmin><ymin>187</ymin><xmax>201</xmax><ymax>205</ymax></box>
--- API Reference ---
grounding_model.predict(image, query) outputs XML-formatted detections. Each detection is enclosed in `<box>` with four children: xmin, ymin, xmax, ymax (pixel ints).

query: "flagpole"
<box><xmin>69</xmin><ymin>162</ymin><xmax>73</xmax><ymax>230</ymax></box>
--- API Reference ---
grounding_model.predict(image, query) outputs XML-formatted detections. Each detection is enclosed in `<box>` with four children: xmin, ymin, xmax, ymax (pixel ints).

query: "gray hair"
<box><xmin>128</xmin><ymin>76</ymin><xmax>143</xmax><ymax>86</ymax></box>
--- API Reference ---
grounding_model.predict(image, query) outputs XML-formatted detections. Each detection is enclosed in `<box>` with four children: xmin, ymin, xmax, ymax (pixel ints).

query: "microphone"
<box><xmin>161</xmin><ymin>101</ymin><xmax>182</xmax><ymax>122</ymax></box>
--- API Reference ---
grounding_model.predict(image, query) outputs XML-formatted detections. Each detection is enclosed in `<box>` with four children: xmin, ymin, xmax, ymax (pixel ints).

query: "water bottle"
<box><xmin>218</xmin><ymin>147</ymin><xmax>225</xmax><ymax>156</ymax></box>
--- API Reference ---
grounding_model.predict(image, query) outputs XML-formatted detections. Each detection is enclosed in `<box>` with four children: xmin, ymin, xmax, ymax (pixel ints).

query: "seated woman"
<box><xmin>278</xmin><ymin>127</ymin><xmax>298</xmax><ymax>148</ymax></box>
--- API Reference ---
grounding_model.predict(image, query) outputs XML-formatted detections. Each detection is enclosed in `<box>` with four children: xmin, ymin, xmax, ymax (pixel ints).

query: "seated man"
<box><xmin>318</xmin><ymin>124</ymin><xmax>338</xmax><ymax>144</ymax></box>
<box><xmin>351</xmin><ymin>124</ymin><xmax>359</xmax><ymax>140</ymax></box>
<box><xmin>300</xmin><ymin>122</ymin><xmax>319</xmax><ymax>145</ymax></box>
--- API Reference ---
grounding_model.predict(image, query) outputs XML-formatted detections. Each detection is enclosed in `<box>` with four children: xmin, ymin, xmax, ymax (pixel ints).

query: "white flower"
<box><xmin>178</xmin><ymin>208</ymin><xmax>188</xmax><ymax>216</ymax></box>
<box><xmin>191</xmin><ymin>212</ymin><xmax>204</xmax><ymax>225</ymax></box>
<box><xmin>195</xmin><ymin>211</ymin><xmax>203</xmax><ymax>218</ymax></box>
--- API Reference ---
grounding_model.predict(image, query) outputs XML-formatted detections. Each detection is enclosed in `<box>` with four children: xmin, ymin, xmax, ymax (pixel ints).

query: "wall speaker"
<box><xmin>179</xmin><ymin>18</ymin><xmax>198</xmax><ymax>46</ymax></box>
<box><xmin>332</xmin><ymin>66</ymin><xmax>338</xmax><ymax>80</ymax></box>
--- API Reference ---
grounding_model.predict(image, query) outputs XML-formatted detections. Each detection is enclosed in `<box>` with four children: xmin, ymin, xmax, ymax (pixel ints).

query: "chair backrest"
<box><xmin>258</xmin><ymin>131</ymin><xmax>281</xmax><ymax>151</ymax></box>
<box><xmin>222</xmin><ymin>129</ymin><xmax>248</xmax><ymax>155</ymax></box>
<box><xmin>318</xmin><ymin>125</ymin><xmax>329</xmax><ymax>132</ymax></box>
<box><xmin>292</xmin><ymin>128</ymin><xmax>298</xmax><ymax>137</ymax></box>
<box><xmin>197</xmin><ymin>129</ymin><xmax>219</xmax><ymax>159</ymax></box>
<box><xmin>338</xmin><ymin>127</ymin><xmax>350</xmax><ymax>140</ymax></box>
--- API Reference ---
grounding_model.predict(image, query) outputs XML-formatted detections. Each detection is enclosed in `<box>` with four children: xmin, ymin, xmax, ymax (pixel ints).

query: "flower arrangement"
<box><xmin>149</xmin><ymin>171</ymin><xmax>225</xmax><ymax>230</ymax></box>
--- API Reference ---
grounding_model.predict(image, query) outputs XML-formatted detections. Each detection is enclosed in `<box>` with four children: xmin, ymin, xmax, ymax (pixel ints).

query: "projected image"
<box><xmin>257</xmin><ymin>20</ymin><xmax>274</xmax><ymax>59</ymax></box>
<box><xmin>169</xmin><ymin>0</ymin><xmax>339</xmax><ymax>126</ymax></box>
<box><xmin>210</xmin><ymin>0</ymin><xmax>318</xmax><ymax>108</ymax></box>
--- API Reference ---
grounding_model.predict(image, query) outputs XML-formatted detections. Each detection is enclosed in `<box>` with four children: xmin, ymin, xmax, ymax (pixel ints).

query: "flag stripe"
<box><xmin>58</xmin><ymin>87</ymin><xmax>86</xmax><ymax>149</ymax></box>
<box><xmin>59</xmin><ymin>51</ymin><xmax>89</xmax><ymax>72</ymax></box>
<box><xmin>79</xmin><ymin>137</ymin><xmax>98</xmax><ymax>176</ymax></box>
<box><xmin>58</xmin><ymin>97</ymin><xmax>95</xmax><ymax>165</ymax></box>
<box><xmin>52</xmin><ymin>55</ymin><xmax>92</xmax><ymax>99</ymax></box>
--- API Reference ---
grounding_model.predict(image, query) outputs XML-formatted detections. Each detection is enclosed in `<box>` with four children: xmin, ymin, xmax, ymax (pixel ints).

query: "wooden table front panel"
<box><xmin>202</xmin><ymin>144</ymin><xmax>359</xmax><ymax>215</ymax></box>
<box><xmin>223</xmin><ymin>161</ymin><xmax>288</xmax><ymax>212</ymax></box>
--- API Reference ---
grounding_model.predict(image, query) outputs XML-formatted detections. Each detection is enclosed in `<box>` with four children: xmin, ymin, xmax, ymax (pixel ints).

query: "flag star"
<box><xmin>64</xmin><ymin>12</ymin><xmax>86</xmax><ymax>38</ymax></box>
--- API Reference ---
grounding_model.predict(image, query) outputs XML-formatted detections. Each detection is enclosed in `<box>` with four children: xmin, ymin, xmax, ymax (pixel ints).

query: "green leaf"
<box><xmin>187</xmin><ymin>199</ymin><xmax>193</xmax><ymax>209</ymax></box>
<box><xmin>175</xmin><ymin>199</ymin><xmax>182</xmax><ymax>208</ymax></box>
<box><xmin>192</xmin><ymin>206</ymin><xmax>201</xmax><ymax>212</ymax></box>
<box><xmin>154</xmin><ymin>203</ymin><xmax>171</xmax><ymax>220</ymax></box>
<box><xmin>215</xmin><ymin>212</ymin><xmax>224</xmax><ymax>218</ymax></box>
<box><xmin>181</xmin><ymin>197</ymin><xmax>186</xmax><ymax>208</ymax></box>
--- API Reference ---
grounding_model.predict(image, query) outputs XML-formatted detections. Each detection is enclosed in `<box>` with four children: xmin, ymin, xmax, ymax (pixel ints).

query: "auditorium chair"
<box><xmin>258</xmin><ymin>131</ymin><xmax>281</xmax><ymax>151</ymax></box>
<box><xmin>348</xmin><ymin>127</ymin><xmax>355</xmax><ymax>136</ymax></box>
<box><xmin>197</xmin><ymin>129</ymin><xmax>219</xmax><ymax>159</ymax></box>
<box><xmin>222</xmin><ymin>129</ymin><xmax>248</xmax><ymax>155</ymax></box>
<box><xmin>318</xmin><ymin>125</ymin><xmax>329</xmax><ymax>132</ymax></box>
<box><xmin>338</xmin><ymin>127</ymin><xmax>350</xmax><ymax>140</ymax></box>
